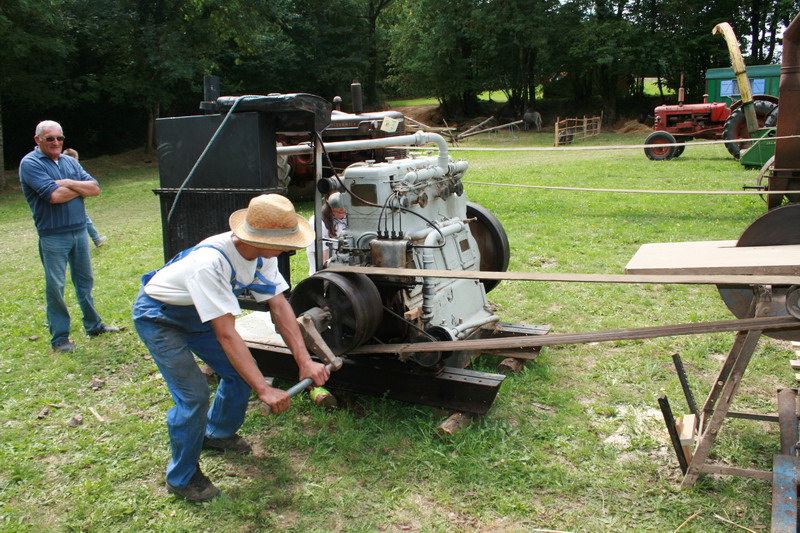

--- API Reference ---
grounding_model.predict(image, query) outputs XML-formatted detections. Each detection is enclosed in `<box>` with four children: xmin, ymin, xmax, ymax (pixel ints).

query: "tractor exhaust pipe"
<box><xmin>351</xmin><ymin>81</ymin><xmax>363</xmax><ymax>115</ymax></box>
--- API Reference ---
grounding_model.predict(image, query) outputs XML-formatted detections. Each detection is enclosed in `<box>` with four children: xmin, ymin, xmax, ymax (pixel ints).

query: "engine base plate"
<box><xmin>249</xmin><ymin>344</ymin><xmax>505</xmax><ymax>415</ymax></box>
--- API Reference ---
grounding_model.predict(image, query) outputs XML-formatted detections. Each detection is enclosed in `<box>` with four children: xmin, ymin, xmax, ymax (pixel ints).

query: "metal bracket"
<box><xmin>297</xmin><ymin>312</ymin><xmax>343</xmax><ymax>371</ymax></box>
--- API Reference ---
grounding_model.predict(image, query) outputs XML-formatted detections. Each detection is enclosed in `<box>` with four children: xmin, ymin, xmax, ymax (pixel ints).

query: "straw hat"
<box><xmin>229</xmin><ymin>194</ymin><xmax>313</xmax><ymax>250</ymax></box>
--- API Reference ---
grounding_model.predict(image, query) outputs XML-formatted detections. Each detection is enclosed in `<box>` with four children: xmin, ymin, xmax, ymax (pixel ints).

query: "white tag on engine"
<box><xmin>380</xmin><ymin>116</ymin><xmax>400</xmax><ymax>133</ymax></box>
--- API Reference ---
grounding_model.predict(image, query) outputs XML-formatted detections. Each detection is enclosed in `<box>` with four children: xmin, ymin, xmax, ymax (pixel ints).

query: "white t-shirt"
<box><xmin>144</xmin><ymin>231</ymin><xmax>288</xmax><ymax>323</ymax></box>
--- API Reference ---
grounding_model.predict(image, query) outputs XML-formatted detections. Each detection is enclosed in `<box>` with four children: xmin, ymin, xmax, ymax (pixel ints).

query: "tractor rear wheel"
<box><xmin>722</xmin><ymin>99</ymin><xmax>779</xmax><ymax>159</ymax></box>
<box><xmin>644</xmin><ymin>131</ymin><xmax>677</xmax><ymax>160</ymax></box>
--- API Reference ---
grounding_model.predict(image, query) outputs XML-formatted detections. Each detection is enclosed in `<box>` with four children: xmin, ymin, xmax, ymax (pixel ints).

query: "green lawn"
<box><xmin>643</xmin><ymin>77</ymin><xmax>677</xmax><ymax>97</ymax></box>
<box><xmin>0</xmin><ymin>134</ymin><xmax>786</xmax><ymax>532</ymax></box>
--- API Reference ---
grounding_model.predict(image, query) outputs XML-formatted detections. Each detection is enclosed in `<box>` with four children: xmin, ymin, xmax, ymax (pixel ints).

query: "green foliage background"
<box><xmin>2</xmin><ymin>0</ymin><xmax>797</xmax><ymax>169</ymax></box>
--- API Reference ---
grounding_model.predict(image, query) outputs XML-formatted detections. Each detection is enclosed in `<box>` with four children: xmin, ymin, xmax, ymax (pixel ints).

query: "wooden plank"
<box><xmin>679</xmin><ymin>414</ymin><xmax>696</xmax><ymax>446</ymax></box>
<box><xmin>790</xmin><ymin>360</ymin><xmax>800</xmax><ymax>370</ymax></box>
<box><xmin>325</xmin><ymin>265</ymin><xmax>800</xmax><ymax>286</ymax></box>
<box><xmin>625</xmin><ymin>241</ymin><xmax>800</xmax><ymax>276</ymax></box>
<box><xmin>699</xmin><ymin>463</ymin><xmax>773</xmax><ymax>481</ymax></box>
<box><xmin>675</xmin><ymin>417</ymin><xmax>695</xmax><ymax>465</ymax></box>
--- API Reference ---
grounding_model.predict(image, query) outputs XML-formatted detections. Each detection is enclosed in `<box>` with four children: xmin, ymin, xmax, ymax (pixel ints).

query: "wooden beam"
<box><xmin>350</xmin><ymin>316</ymin><xmax>799</xmax><ymax>355</ymax></box>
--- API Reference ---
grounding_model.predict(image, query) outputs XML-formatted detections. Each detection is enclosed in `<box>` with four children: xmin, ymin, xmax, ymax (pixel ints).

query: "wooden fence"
<box><xmin>554</xmin><ymin>113</ymin><xmax>603</xmax><ymax>146</ymax></box>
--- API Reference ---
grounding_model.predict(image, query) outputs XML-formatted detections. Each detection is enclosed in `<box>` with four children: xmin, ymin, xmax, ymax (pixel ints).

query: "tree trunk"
<box><xmin>750</xmin><ymin>0</ymin><xmax>763</xmax><ymax>61</ymax></box>
<box><xmin>366</xmin><ymin>1</ymin><xmax>379</xmax><ymax>108</ymax></box>
<box><xmin>146</xmin><ymin>102</ymin><xmax>160</xmax><ymax>156</ymax></box>
<box><xmin>527</xmin><ymin>48</ymin><xmax>538</xmax><ymax>109</ymax></box>
<box><xmin>365</xmin><ymin>0</ymin><xmax>393</xmax><ymax>108</ymax></box>
<box><xmin>0</xmin><ymin>93</ymin><xmax>5</xmax><ymax>188</ymax></box>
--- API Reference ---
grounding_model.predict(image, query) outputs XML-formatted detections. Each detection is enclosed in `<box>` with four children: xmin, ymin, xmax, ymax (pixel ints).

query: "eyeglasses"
<box><xmin>43</xmin><ymin>136</ymin><xmax>65</xmax><ymax>142</ymax></box>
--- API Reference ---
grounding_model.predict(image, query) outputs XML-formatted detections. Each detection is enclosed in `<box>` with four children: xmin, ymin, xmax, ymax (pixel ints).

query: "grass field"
<box><xmin>0</xmin><ymin>133</ymin><xmax>787</xmax><ymax>532</ymax></box>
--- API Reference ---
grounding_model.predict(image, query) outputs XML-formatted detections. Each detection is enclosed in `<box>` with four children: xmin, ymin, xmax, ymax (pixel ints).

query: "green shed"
<box><xmin>705</xmin><ymin>64</ymin><xmax>780</xmax><ymax>105</ymax></box>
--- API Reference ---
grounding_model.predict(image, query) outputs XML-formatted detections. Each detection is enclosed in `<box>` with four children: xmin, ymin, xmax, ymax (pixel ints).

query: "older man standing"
<box><xmin>19</xmin><ymin>120</ymin><xmax>119</xmax><ymax>352</ymax></box>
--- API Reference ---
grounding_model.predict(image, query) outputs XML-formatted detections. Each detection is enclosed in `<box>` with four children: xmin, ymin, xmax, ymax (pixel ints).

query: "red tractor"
<box><xmin>643</xmin><ymin>94</ymin><xmax>778</xmax><ymax>161</ymax></box>
<box><xmin>644</xmin><ymin>22</ymin><xmax>779</xmax><ymax>161</ymax></box>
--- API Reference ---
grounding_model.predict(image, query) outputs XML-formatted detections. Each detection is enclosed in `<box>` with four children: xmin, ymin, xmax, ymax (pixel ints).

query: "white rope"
<box><xmin>400</xmin><ymin>134</ymin><xmax>799</xmax><ymax>152</ymax></box>
<box><xmin>462</xmin><ymin>181</ymin><xmax>798</xmax><ymax>195</ymax></box>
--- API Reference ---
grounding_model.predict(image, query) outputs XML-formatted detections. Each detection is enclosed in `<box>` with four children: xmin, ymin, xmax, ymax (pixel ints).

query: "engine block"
<box><xmin>325</xmin><ymin>153</ymin><xmax>497</xmax><ymax>347</ymax></box>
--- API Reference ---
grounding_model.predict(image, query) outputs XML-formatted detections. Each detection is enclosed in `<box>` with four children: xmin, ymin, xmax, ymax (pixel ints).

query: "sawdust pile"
<box><xmin>390</xmin><ymin>105</ymin><xmax>443</xmax><ymax>127</ymax></box>
<box><xmin>616</xmin><ymin>119</ymin><xmax>653</xmax><ymax>135</ymax></box>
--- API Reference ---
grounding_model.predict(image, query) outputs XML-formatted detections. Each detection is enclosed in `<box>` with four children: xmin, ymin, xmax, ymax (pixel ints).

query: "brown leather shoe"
<box><xmin>202</xmin><ymin>434</ymin><xmax>253</xmax><ymax>455</ymax></box>
<box><xmin>166</xmin><ymin>467</ymin><xmax>220</xmax><ymax>502</ymax></box>
<box><xmin>53</xmin><ymin>339</ymin><xmax>76</xmax><ymax>352</ymax></box>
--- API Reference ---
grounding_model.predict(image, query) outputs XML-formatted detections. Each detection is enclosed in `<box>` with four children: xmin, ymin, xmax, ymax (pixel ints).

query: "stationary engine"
<box><xmin>290</xmin><ymin>138</ymin><xmax>509</xmax><ymax>368</ymax></box>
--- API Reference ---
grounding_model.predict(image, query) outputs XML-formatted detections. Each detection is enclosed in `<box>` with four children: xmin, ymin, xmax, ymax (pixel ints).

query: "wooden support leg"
<box><xmin>681</xmin><ymin>329</ymin><xmax>763</xmax><ymax>488</ymax></box>
<box><xmin>699</xmin><ymin>330</ymin><xmax>750</xmax><ymax>421</ymax></box>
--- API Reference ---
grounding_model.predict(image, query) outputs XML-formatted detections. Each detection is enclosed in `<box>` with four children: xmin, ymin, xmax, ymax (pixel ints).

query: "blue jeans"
<box><xmin>38</xmin><ymin>230</ymin><xmax>103</xmax><ymax>346</ymax></box>
<box><xmin>132</xmin><ymin>288</ymin><xmax>251</xmax><ymax>488</ymax></box>
<box><xmin>86</xmin><ymin>214</ymin><xmax>101</xmax><ymax>244</ymax></box>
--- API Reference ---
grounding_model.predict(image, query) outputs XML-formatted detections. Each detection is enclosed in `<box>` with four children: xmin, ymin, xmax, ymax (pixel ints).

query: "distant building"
<box><xmin>705</xmin><ymin>64</ymin><xmax>780</xmax><ymax>106</ymax></box>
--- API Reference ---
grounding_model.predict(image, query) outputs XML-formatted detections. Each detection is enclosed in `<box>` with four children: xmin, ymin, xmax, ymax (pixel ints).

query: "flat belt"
<box><xmin>325</xmin><ymin>266</ymin><xmax>800</xmax><ymax>286</ymax></box>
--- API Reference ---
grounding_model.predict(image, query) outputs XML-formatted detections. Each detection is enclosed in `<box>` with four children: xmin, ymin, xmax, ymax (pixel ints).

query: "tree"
<box><xmin>478</xmin><ymin>0</ymin><xmax>559</xmax><ymax>113</ymax></box>
<box><xmin>387</xmin><ymin>0</ymin><xmax>486</xmax><ymax>116</ymax></box>
<box><xmin>0</xmin><ymin>0</ymin><xmax>72</xmax><ymax>176</ymax></box>
<box><xmin>744</xmin><ymin>0</ymin><xmax>800</xmax><ymax>62</ymax></box>
<box><xmin>363</xmin><ymin>0</ymin><xmax>395</xmax><ymax>107</ymax></box>
<box><xmin>649</xmin><ymin>0</ymin><xmax>746</xmax><ymax>99</ymax></box>
<box><xmin>215</xmin><ymin>0</ymin><xmax>370</xmax><ymax>105</ymax></box>
<box><xmin>64</xmin><ymin>0</ymin><xmax>284</xmax><ymax>154</ymax></box>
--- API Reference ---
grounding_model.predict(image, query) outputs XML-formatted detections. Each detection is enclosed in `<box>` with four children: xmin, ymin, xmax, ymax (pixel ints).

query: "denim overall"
<box><xmin>132</xmin><ymin>245</ymin><xmax>277</xmax><ymax>488</ymax></box>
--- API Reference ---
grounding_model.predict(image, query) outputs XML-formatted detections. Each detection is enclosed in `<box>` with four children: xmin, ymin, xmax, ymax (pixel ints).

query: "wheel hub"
<box><xmin>289</xmin><ymin>272</ymin><xmax>383</xmax><ymax>355</ymax></box>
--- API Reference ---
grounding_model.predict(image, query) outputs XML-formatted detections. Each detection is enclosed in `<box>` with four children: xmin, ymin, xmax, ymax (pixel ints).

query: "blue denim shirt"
<box><xmin>19</xmin><ymin>147</ymin><xmax>98</xmax><ymax>237</ymax></box>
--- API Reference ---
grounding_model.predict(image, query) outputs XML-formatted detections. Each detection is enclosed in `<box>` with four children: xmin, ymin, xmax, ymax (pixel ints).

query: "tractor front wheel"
<box><xmin>673</xmin><ymin>136</ymin><xmax>690</xmax><ymax>158</ymax></box>
<box><xmin>644</xmin><ymin>131</ymin><xmax>677</xmax><ymax>160</ymax></box>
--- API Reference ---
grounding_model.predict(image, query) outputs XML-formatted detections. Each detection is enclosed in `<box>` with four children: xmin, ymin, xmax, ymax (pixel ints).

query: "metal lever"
<box><xmin>260</xmin><ymin>363</ymin><xmax>335</xmax><ymax>415</ymax></box>
<box><xmin>260</xmin><ymin>310</ymin><xmax>344</xmax><ymax>415</ymax></box>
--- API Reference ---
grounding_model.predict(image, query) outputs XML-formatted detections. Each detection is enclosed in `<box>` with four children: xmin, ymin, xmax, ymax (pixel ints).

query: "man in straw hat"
<box><xmin>133</xmin><ymin>194</ymin><xmax>330</xmax><ymax>502</ymax></box>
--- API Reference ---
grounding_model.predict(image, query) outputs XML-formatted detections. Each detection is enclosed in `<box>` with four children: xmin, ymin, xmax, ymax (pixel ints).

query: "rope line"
<box><xmin>408</xmin><ymin>134</ymin><xmax>800</xmax><ymax>152</ymax></box>
<box><xmin>462</xmin><ymin>181</ymin><xmax>797</xmax><ymax>195</ymax></box>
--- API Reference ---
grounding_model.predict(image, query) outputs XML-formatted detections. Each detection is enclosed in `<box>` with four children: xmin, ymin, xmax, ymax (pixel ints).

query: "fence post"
<box><xmin>555</xmin><ymin>117</ymin><xmax>560</xmax><ymax>146</ymax></box>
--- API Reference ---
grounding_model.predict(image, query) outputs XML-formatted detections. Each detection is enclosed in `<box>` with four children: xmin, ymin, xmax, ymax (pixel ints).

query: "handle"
<box><xmin>260</xmin><ymin>363</ymin><xmax>333</xmax><ymax>415</ymax></box>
